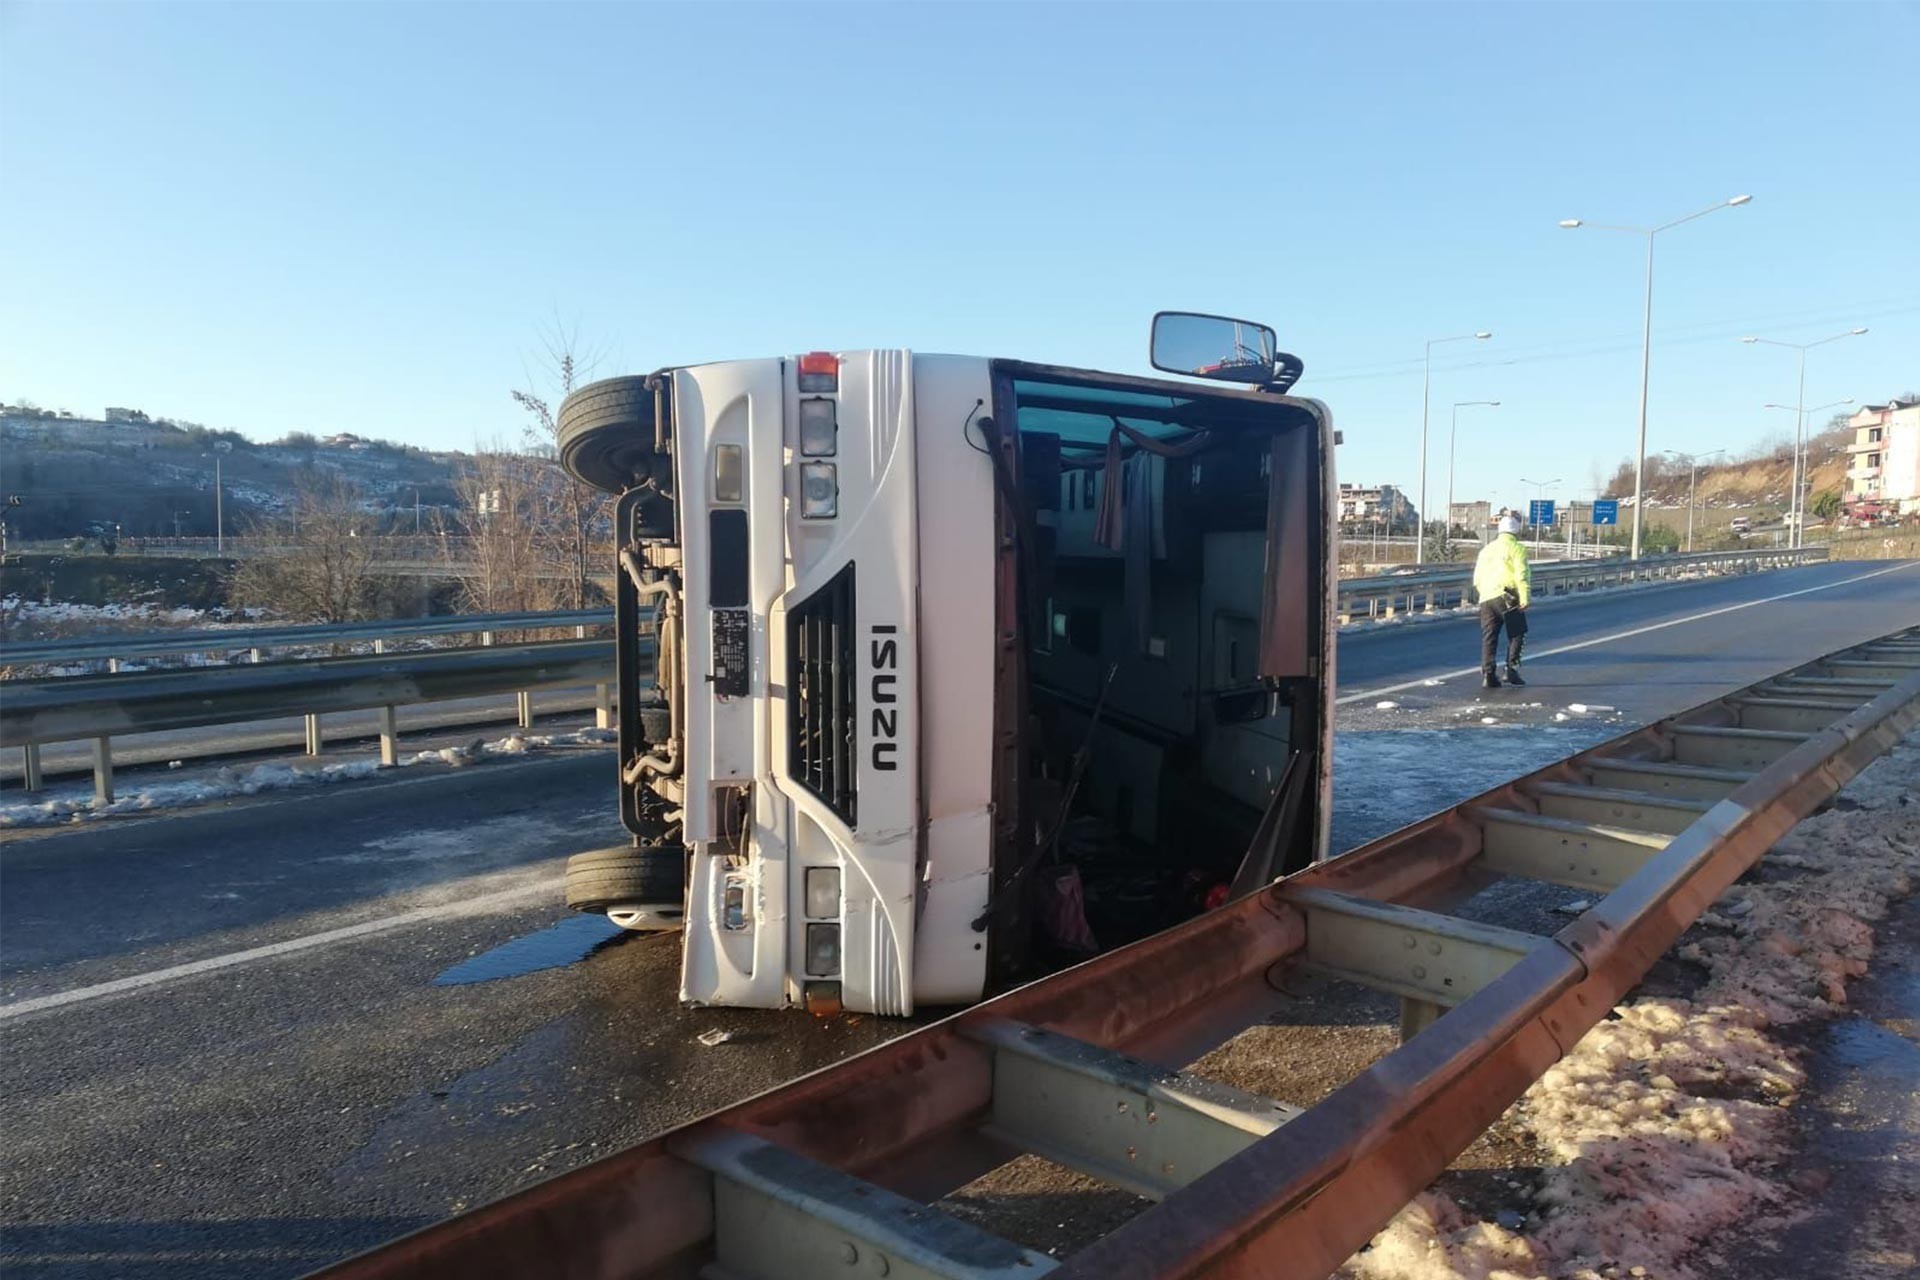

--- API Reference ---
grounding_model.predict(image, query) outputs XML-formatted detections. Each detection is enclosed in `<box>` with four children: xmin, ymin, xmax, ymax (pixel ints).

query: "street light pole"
<box><xmin>1560</xmin><ymin>194</ymin><xmax>1752</xmax><ymax>561</ymax></box>
<box><xmin>1663</xmin><ymin>448</ymin><xmax>1725</xmax><ymax>552</ymax></box>
<box><xmin>1419</xmin><ymin>331</ymin><xmax>1493</xmax><ymax>565</ymax></box>
<box><xmin>1764</xmin><ymin>398</ymin><xmax>1854</xmax><ymax>540</ymax></box>
<box><xmin>1743</xmin><ymin>329</ymin><xmax>1867</xmax><ymax>549</ymax></box>
<box><xmin>1447</xmin><ymin>400</ymin><xmax>1500</xmax><ymax>551</ymax></box>
<box><xmin>1519</xmin><ymin>477</ymin><xmax>1561</xmax><ymax>556</ymax></box>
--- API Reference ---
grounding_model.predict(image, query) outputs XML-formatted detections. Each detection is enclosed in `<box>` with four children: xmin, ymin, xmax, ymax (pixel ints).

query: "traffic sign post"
<box><xmin>1529</xmin><ymin>499</ymin><xmax>1556</xmax><ymax>527</ymax></box>
<box><xmin>1592</xmin><ymin>499</ymin><xmax>1619</xmax><ymax>526</ymax></box>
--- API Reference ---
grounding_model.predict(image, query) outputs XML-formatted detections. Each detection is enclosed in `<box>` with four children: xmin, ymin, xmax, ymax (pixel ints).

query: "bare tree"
<box><xmin>441</xmin><ymin>443</ymin><xmax>568</xmax><ymax>615</ymax></box>
<box><xmin>229</xmin><ymin>471</ymin><xmax>382</xmax><ymax>622</ymax></box>
<box><xmin>510</xmin><ymin>321</ymin><xmax>612</xmax><ymax>610</ymax></box>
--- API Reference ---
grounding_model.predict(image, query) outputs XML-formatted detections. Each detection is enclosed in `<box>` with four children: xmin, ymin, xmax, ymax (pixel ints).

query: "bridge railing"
<box><xmin>1339</xmin><ymin>545</ymin><xmax>1828</xmax><ymax>622</ymax></box>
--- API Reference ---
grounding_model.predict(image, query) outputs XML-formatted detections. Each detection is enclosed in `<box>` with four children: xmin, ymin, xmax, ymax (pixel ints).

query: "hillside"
<box><xmin>0</xmin><ymin>411</ymin><xmax>466</xmax><ymax>542</ymax></box>
<box><xmin>1603</xmin><ymin>417</ymin><xmax>1854</xmax><ymax>523</ymax></box>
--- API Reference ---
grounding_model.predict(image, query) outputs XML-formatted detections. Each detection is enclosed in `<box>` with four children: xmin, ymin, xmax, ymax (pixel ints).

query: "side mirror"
<box><xmin>1151</xmin><ymin>311</ymin><xmax>1279</xmax><ymax>385</ymax></box>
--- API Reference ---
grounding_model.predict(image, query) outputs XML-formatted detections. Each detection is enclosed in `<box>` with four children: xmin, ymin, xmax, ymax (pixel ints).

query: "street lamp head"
<box><xmin>1489</xmin><ymin>400</ymin><xmax>1501</xmax><ymax>406</ymax></box>
<box><xmin>1558</xmin><ymin>219</ymin><xmax>1582</xmax><ymax>229</ymax></box>
<box><xmin>1474</xmin><ymin>332</ymin><xmax>1492</xmax><ymax>340</ymax></box>
<box><xmin>1740</xmin><ymin>337</ymin><xmax>1758</xmax><ymax>344</ymax></box>
<box><xmin>1850</xmin><ymin>327</ymin><xmax>1868</xmax><ymax>335</ymax></box>
<box><xmin>1727</xmin><ymin>194</ymin><xmax>1753</xmax><ymax>207</ymax></box>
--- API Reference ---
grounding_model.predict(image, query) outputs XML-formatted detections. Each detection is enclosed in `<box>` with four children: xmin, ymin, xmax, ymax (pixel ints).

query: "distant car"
<box><xmin>1729</xmin><ymin>516</ymin><xmax>1752</xmax><ymax>535</ymax></box>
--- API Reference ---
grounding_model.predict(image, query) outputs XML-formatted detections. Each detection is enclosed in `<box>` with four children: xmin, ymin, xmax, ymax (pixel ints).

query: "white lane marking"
<box><xmin>1336</xmin><ymin>560</ymin><xmax>1920</xmax><ymax>706</ymax></box>
<box><xmin>0</xmin><ymin>877</ymin><xmax>563</xmax><ymax>1021</ymax></box>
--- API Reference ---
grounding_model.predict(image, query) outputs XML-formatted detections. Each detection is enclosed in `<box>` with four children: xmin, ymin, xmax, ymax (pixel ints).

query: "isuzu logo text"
<box><xmin>870</xmin><ymin>625</ymin><xmax>899</xmax><ymax>771</ymax></box>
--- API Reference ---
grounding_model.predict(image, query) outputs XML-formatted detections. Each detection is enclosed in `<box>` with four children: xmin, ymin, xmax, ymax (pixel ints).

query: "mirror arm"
<box><xmin>1261</xmin><ymin>351</ymin><xmax>1305</xmax><ymax>394</ymax></box>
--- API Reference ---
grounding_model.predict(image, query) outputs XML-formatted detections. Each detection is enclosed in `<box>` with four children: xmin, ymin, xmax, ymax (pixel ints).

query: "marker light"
<box><xmin>805</xmin><ymin>923</ymin><xmax>841</xmax><ymax>977</ymax></box>
<box><xmin>798</xmin><ymin>352</ymin><xmax>839</xmax><ymax>393</ymax></box>
<box><xmin>800</xmin><ymin>462</ymin><xmax>838</xmax><ymax>518</ymax></box>
<box><xmin>713</xmin><ymin>444</ymin><xmax>744</xmax><ymax>503</ymax></box>
<box><xmin>722</xmin><ymin>873</ymin><xmax>750</xmax><ymax>931</ymax></box>
<box><xmin>804</xmin><ymin>867</ymin><xmax>841</xmax><ymax>919</ymax></box>
<box><xmin>798</xmin><ymin>398</ymin><xmax>837</xmax><ymax>457</ymax></box>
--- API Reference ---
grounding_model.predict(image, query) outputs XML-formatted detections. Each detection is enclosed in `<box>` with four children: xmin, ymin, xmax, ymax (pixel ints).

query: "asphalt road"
<box><xmin>2</xmin><ymin>559</ymin><xmax>1917</xmax><ymax>1279</ymax></box>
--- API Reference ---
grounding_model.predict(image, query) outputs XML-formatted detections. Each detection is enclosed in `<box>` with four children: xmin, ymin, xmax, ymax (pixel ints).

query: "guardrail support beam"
<box><xmin>677</xmin><ymin>1130</ymin><xmax>1058</xmax><ymax>1280</ymax></box>
<box><xmin>91</xmin><ymin>736</ymin><xmax>113</xmax><ymax>805</ymax></box>
<box><xmin>1584</xmin><ymin>758</ymin><xmax>1752</xmax><ymax>801</ymax></box>
<box><xmin>1473</xmin><ymin>807</ymin><xmax>1671</xmax><ymax>893</ymax></box>
<box><xmin>305</xmin><ymin>714</ymin><xmax>323</xmax><ymax>757</ymax></box>
<box><xmin>517</xmin><ymin>691</ymin><xmax>534</xmax><ymax>730</ymax></box>
<box><xmin>1283</xmin><ymin>887</ymin><xmax>1542</xmax><ymax>1038</ymax></box>
<box><xmin>22</xmin><ymin>743</ymin><xmax>42</xmax><ymax>792</ymax></box>
<box><xmin>595</xmin><ymin>682</ymin><xmax>614</xmax><ymax>730</ymax></box>
<box><xmin>378</xmin><ymin>705</ymin><xmax>399</xmax><ymax>766</ymax></box>
<box><xmin>962</xmin><ymin>1019</ymin><xmax>1301</xmax><ymax>1200</ymax></box>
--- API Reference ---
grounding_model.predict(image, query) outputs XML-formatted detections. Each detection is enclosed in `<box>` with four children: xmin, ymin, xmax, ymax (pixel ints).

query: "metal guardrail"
<box><xmin>1340</xmin><ymin>544</ymin><xmax>1829</xmax><ymax>621</ymax></box>
<box><xmin>2</xmin><ymin>638</ymin><xmax>621</xmax><ymax>802</ymax></box>
<box><xmin>0</xmin><ymin>608</ymin><xmax>612</xmax><ymax>667</ymax></box>
<box><xmin>307</xmin><ymin>628</ymin><xmax>1920</xmax><ymax>1280</ymax></box>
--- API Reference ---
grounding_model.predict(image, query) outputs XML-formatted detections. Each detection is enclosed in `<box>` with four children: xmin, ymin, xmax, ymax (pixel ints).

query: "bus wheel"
<box><xmin>557</xmin><ymin>376</ymin><xmax>664</xmax><ymax>496</ymax></box>
<box><xmin>565</xmin><ymin>844</ymin><xmax>684</xmax><ymax>931</ymax></box>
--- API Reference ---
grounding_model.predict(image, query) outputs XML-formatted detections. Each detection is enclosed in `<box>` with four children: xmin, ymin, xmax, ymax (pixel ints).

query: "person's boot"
<box><xmin>1482</xmin><ymin>665</ymin><xmax>1501</xmax><ymax>690</ymax></box>
<box><xmin>1504</xmin><ymin>664</ymin><xmax>1526</xmax><ymax>687</ymax></box>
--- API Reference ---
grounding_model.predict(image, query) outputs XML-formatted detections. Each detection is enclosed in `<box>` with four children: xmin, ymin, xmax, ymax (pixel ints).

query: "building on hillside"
<box><xmin>103</xmin><ymin>407</ymin><xmax>149</xmax><ymax>424</ymax></box>
<box><xmin>1337</xmin><ymin>483</ymin><xmax>1415</xmax><ymax>527</ymax></box>
<box><xmin>323</xmin><ymin>432</ymin><xmax>363</xmax><ymax>448</ymax></box>
<box><xmin>1448</xmin><ymin>500</ymin><xmax>1492</xmax><ymax>538</ymax></box>
<box><xmin>1845</xmin><ymin>398</ymin><xmax>1920</xmax><ymax>515</ymax></box>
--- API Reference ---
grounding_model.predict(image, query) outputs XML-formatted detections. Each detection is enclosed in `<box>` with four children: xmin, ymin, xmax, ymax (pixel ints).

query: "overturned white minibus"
<box><xmin>557</xmin><ymin>313</ymin><xmax>1337</xmax><ymax>1015</ymax></box>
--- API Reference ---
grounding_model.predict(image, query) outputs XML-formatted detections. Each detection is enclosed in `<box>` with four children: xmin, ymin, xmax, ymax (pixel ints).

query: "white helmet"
<box><xmin>1497</xmin><ymin>513</ymin><xmax>1523</xmax><ymax>536</ymax></box>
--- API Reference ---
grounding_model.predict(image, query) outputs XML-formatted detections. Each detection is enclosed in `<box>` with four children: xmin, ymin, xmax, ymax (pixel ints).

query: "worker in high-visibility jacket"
<box><xmin>1473</xmin><ymin>512</ymin><xmax>1532</xmax><ymax>689</ymax></box>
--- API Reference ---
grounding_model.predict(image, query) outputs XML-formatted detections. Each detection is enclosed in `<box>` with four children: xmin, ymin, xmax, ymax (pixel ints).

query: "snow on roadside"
<box><xmin>1</xmin><ymin>597</ymin><xmax>225</xmax><ymax>628</ymax></box>
<box><xmin>1343</xmin><ymin>736</ymin><xmax>1920</xmax><ymax>1280</ymax></box>
<box><xmin>0</xmin><ymin>726</ymin><xmax>617</xmax><ymax>828</ymax></box>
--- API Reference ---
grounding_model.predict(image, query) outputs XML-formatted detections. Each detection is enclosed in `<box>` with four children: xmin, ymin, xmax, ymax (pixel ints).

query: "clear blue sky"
<box><xmin>3</xmin><ymin>0</ymin><xmax>1915</xmax><ymax>514</ymax></box>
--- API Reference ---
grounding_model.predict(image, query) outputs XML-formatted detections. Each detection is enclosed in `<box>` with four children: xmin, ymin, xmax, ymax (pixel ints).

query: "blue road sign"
<box><xmin>1529</xmin><ymin>499</ymin><xmax>1556</xmax><ymax>526</ymax></box>
<box><xmin>1592</xmin><ymin>499</ymin><xmax>1619</xmax><ymax>526</ymax></box>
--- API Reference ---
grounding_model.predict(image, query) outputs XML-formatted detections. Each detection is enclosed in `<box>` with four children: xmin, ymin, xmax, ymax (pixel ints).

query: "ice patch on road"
<box><xmin>1376</xmin><ymin>700</ymin><xmax>1401</xmax><ymax>710</ymax></box>
<box><xmin>0</xmin><ymin>726</ymin><xmax>618</xmax><ymax>828</ymax></box>
<box><xmin>1332</xmin><ymin>724</ymin><xmax>1620</xmax><ymax>852</ymax></box>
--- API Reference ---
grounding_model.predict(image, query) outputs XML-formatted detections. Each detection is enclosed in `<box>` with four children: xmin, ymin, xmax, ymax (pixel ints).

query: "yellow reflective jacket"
<box><xmin>1473</xmin><ymin>534</ymin><xmax>1531</xmax><ymax>608</ymax></box>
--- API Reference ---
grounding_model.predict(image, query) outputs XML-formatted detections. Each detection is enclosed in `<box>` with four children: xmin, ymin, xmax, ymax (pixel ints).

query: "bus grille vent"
<box><xmin>787</xmin><ymin>564</ymin><xmax>857</xmax><ymax>825</ymax></box>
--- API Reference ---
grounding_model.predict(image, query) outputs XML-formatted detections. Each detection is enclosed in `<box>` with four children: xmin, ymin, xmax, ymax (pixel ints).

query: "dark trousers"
<box><xmin>1479</xmin><ymin>595</ymin><xmax>1528</xmax><ymax>674</ymax></box>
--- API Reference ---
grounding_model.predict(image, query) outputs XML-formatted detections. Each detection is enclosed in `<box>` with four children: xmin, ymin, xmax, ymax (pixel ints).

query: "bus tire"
<box><xmin>564</xmin><ymin>844</ymin><xmax>684</xmax><ymax>915</ymax></box>
<box><xmin>557</xmin><ymin>376</ymin><xmax>663</xmax><ymax>496</ymax></box>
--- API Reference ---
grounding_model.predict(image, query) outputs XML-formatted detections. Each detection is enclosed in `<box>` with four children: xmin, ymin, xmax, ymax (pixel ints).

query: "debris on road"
<box><xmin>697</xmin><ymin>1029</ymin><xmax>741</xmax><ymax>1048</ymax></box>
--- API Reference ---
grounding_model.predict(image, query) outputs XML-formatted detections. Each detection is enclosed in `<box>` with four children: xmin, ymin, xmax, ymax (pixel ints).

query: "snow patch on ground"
<box><xmin>0</xmin><ymin>726</ymin><xmax>617</xmax><ymax>828</ymax></box>
<box><xmin>1</xmin><ymin>596</ymin><xmax>222</xmax><ymax>628</ymax></box>
<box><xmin>1342</xmin><ymin>738</ymin><xmax>1920</xmax><ymax>1280</ymax></box>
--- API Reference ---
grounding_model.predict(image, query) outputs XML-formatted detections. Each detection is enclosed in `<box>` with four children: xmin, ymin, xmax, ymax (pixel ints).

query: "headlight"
<box><xmin>800</xmin><ymin>462</ymin><xmax>838</xmax><ymax>519</ymax></box>
<box><xmin>798</xmin><ymin>398</ymin><xmax>837</xmax><ymax>457</ymax></box>
<box><xmin>804</xmin><ymin>867</ymin><xmax>841</xmax><ymax>919</ymax></box>
<box><xmin>805</xmin><ymin>923</ymin><xmax>841</xmax><ymax>977</ymax></box>
<box><xmin>713</xmin><ymin>444</ymin><xmax>744</xmax><ymax>503</ymax></box>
